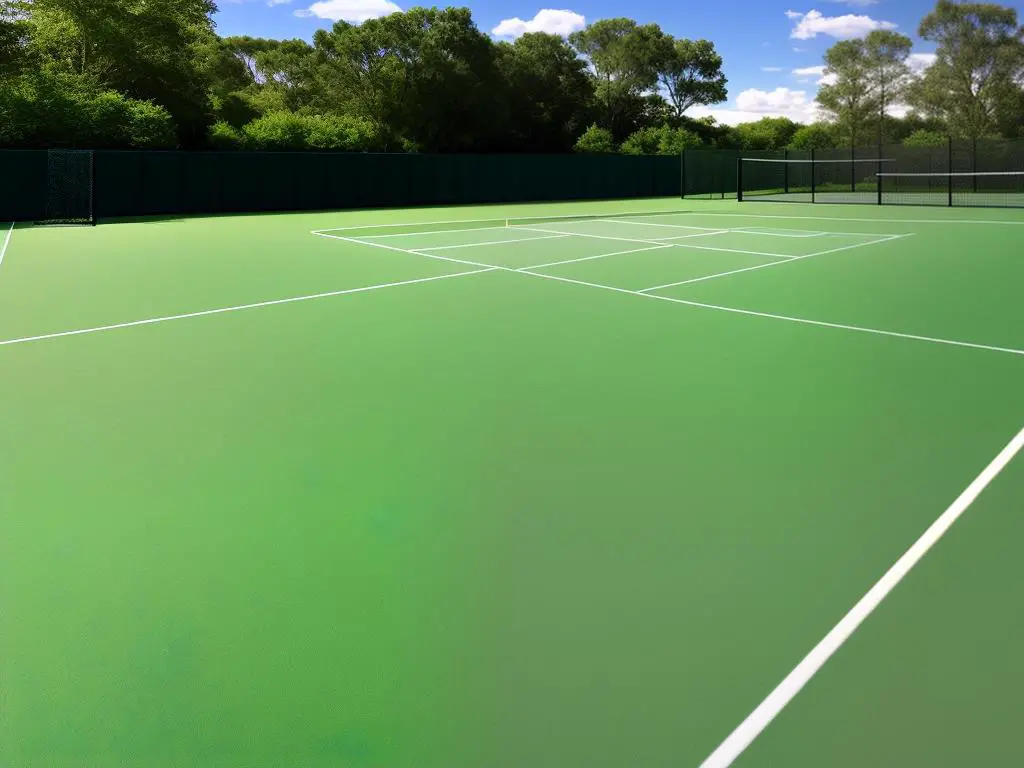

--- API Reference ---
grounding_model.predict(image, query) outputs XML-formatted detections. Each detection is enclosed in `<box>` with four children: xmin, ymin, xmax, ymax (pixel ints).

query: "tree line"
<box><xmin>0</xmin><ymin>0</ymin><xmax>1021</xmax><ymax>154</ymax></box>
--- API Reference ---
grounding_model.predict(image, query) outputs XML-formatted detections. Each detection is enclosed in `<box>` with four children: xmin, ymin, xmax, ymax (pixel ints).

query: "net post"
<box><xmin>947</xmin><ymin>136</ymin><xmax>953</xmax><ymax>207</ymax></box>
<box><xmin>736</xmin><ymin>157</ymin><xmax>744</xmax><ymax>202</ymax></box>
<box><xmin>810</xmin><ymin>148</ymin><xmax>816</xmax><ymax>203</ymax></box>
<box><xmin>784</xmin><ymin>148</ymin><xmax>789</xmax><ymax>194</ymax></box>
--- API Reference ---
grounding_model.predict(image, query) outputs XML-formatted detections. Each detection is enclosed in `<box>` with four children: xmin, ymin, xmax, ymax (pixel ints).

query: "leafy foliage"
<box><xmin>908</xmin><ymin>1</ymin><xmax>1024</xmax><ymax>139</ymax></box>
<box><xmin>1</xmin><ymin>0</ymin><xmax>1023</xmax><ymax>153</ymax></box>
<box><xmin>788</xmin><ymin>123</ymin><xmax>839</xmax><ymax>150</ymax></box>
<box><xmin>621</xmin><ymin>124</ymin><xmax>702</xmax><ymax>154</ymax></box>
<box><xmin>655</xmin><ymin>38</ymin><xmax>728</xmax><ymax>120</ymax></box>
<box><xmin>902</xmin><ymin>128</ymin><xmax>950</xmax><ymax>146</ymax></box>
<box><xmin>574</xmin><ymin>124</ymin><xmax>617</xmax><ymax>153</ymax></box>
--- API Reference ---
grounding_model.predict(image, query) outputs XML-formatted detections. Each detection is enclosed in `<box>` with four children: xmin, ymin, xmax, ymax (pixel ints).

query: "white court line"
<box><xmin>523</xmin><ymin>244</ymin><xmax>673</xmax><ymax>271</ymax></box>
<box><xmin>604</xmin><ymin>218</ymin><xmax>725</xmax><ymax>232</ymax></box>
<box><xmin>345</xmin><ymin>224</ymin><xmax>511</xmax><ymax>239</ymax></box>
<box><xmin>0</xmin><ymin>222</ymin><xmax>13</xmax><ymax>269</ymax></box>
<box><xmin>312</xmin><ymin>231</ymin><xmax>498</xmax><ymax>270</ymax></box>
<box><xmin>618</xmin><ymin>217</ymin><xmax>896</xmax><ymax>239</ymax></box>
<box><xmin>699</xmin><ymin>423</ymin><xmax>1024</xmax><ymax>768</ymax></box>
<box><xmin>515</xmin><ymin>225</ymin><xmax>793</xmax><ymax>260</ymax></box>
<box><xmin>317</xmin><ymin>230</ymin><xmax>1024</xmax><ymax>358</ymax></box>
<box><xmin>417</xmin><ymin>234</ymin><xmax>570</xmax><ymax>251</ymax></box>
<box><xmin>0</xmin><ymin>268</ymin><xmax>495</xmax><ymax>347</ymax></box>
<box><xmin>638</xmin><ymin>234</ymin><xmax>910</xmax><ymax>293</ymax></box>
<box><xmin>511</xmin><ymin>268</ymin><xmax>1024</xmax><ymax>357</ymax></box>
<box><xmin>513</xmin><ymin>224</ymin><xmax>671</xmax><ymax>247</ymax></box>
<box><xmin>687</xmin><ymin>211</ymin><xmax>1024</xmax><ymax>226</ymax></box>
<box><xmin>730</xmin><ymin>228</ymin><xmax>827</xmax><ymax>238</ymax></box>
<box><xmin>669</xmin><ymin>242</ymin><xmax>795</xmax><ymax>260</ymax></box>
<box><xmin>312</xmin><ymin>210</ymin><xmax>687</xmax><ymax>234</ymax></box>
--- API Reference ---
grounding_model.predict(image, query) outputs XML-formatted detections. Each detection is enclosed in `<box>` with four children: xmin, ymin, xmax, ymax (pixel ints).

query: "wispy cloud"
<box><xmin>792</xmin><ymin>65</ymin><xmax>825</xmax><ymax>76</ymax></box>
<box><xmin>787</xmin><ymin>9</ymin><xmax>897</xmax><ymax>39</ymax></box>
<box><xmin>295</xmin><ymin>0</ymin><xmax>401</xmax><ymax>22</ymax></box>
<box><xmin>492</xmin><ymin>9</ymin><xmax>586</xmax><ymax>38</ymax></box>
<box><xmin>762</xmin><ymin>66</ymin><xmax>784</xmax><ymax>72</ymax></box>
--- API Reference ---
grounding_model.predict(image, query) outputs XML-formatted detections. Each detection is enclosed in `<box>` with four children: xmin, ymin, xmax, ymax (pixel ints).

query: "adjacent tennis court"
<box><xmin>2</xmin><ymin>197</ymin><xmax>1023</xmax><ymax>767</ymax></box>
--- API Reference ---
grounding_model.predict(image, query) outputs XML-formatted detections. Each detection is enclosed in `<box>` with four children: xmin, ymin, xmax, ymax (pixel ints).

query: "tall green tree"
<box><xmin>907</xmin><ymin>0</ymin><xmax>1024</xmax><ymax>138</ymax></box>
<box><xmin>817</xmin><ymin>39</ymin><xmax>876</xmax><ymax>147</ymax></box>
<box><xmin>864</xmin><ymin>29</ymin><xmax>913</xmax><ymax>145</ymax></box>
<box><xmin>569</xmin><ymin>18</ymin><xmax>663</xmax><ymax>139</ymax></box>
<box><xmin>654</xmin><ymin>38</ymin><xmax>728</xmax><ymax>121</ymax></box>
<box><xmin>25</xmin><ymin>0</ymin><xmax>219</xmax><ymax>146</ymax></box>
<box><xmin>311</xmin><ymin>8</ymin><xmax>505</xmax><ymax>152</ymax></box>
<box><xmin>495</xmin><ymin>32</ymin><xmax>594</xmax><ymax>152</ymax></box>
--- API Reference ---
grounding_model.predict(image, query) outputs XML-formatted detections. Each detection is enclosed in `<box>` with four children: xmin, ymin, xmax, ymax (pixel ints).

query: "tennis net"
<box><xmin>738</xmin><ymin>157</ymin><xmax>896</xmax><ymax>204</ymax></box>
<box><xmin>877</xmin><ymin>171</ymin><xmax>1024</xmax><ymax>208</ymax></box>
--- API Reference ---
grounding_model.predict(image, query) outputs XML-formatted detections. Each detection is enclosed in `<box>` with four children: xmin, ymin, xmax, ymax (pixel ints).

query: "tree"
<box><xmin>788</xmin><ymin>123</ymin><xmax>838</xmax><ymax>150</ymax></box>
<box><xmin>569</xmin><ymin>19</ymin><xmax>664</xmax><ymax>139</ymax></box>
<box><xmin>903</xmin><ymin>128</ymin><xmax>949</xmax><ymax>146</ymax></box>
<box><xmin>574</xmin><ymin>124</ymin><xmax>616</xmax><ymax>153</ymax></box>
<box><xmin>311</xmin><ymin>8</ymin><xmax>506</xmax><ymax>152</ymax></box>
<box><xmin>654</xmin><ymin>38</ymin><xmax>727</xmax><ymax>120</ymax></box>
<box><xmin>908</xmin><ymin>0</ymin><xmax>1024</xmax><ymax>139</ymax></box>
<box><xmin>495</xmin><ymin>32</ymin><xmax>594</xmax><ymax>152</ymax></box>
<box><xmin>620</xmin><ymin>124</ymin><xmax>702</xmax><ymax>154</ymax></box>
<box><xmin>25</xmin><ymin>0</ymin><xmax>218</xmax><ymax>146</ymax></box>
<box><xmin>731</xmin><ymin>117</ymin><xmax>800</xmax><ymax>150</ymax></box>
<box><xmin>817</xmin><ymin>39</ymin><xmax>876</xmax><ymax>147</ymax></box>
<box><xmin>864</xmin><ymin>30</ymin><xmax>913</xmax><ymax>145</ymax></box>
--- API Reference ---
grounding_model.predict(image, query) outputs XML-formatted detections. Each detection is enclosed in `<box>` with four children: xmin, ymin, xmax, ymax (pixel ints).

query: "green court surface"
<box><xmin>1</xmin><ymin>198</ymin><xmax>1022</xmax><ymax>767</ymax></box>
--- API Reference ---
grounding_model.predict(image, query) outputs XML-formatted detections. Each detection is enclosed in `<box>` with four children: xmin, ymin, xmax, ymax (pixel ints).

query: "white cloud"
<box><xmin>267</xmin><ymin>0</ymin><xmax>293</xmax><ymax>5</ymax></box>
<box><xmin>826</xmin><ymin>0</ymin><xmax>878</xmax><ymax>6</ymax></box>
<box><xmin>907</xmin><ymin>52</ymin><xmax>937</xmax><ymax>75</ymax></box>
<box><xmin>295</xmin><ymin>0</ymin><xmax>401</xmax><ymax>22</ymax></box>
<box><xmin>788</xmin><ymin>9</ymin><xmax>897</xmax><ymax>40</ymax></box>
<box><xmin>689</xmin><ymin>94</ymin><xmax>822</xmax><ymax>126</ymax></box>
<box><xmin>491</xmin><ymin>9</ymin><xmax>585</xmax><ymax>38</ymax></box>
<box><xmin>762</xmin><ymin>66</ymin><xmax>784</xmax><ymax>72</ymax></box>
<box><xmin>793</xmin><ymin>46</ymin><xmax>807</xmax><ymax>52</ymax></box>
<box><xmin>689</xmin><ymin>87</ymin><xmax>821</xmax><ymax>125</ymax></box>
<box><xmin>792</xmin><ymin>65</ymin><xmax>826</xmax><ymax>76</ymax></box>
<box><xmin>819</xmin><ymin>72</ymin><xmax>839</xmax><ymax>85</ymax></box>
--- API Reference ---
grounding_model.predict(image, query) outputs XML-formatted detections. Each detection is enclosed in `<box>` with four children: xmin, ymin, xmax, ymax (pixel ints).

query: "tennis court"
<box><xmin>2</xmin><ymin>197</ymin><xmax>1023</xmax><ymax>767</ymax></box>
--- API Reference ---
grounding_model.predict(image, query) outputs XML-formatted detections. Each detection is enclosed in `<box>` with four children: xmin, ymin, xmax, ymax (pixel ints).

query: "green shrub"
<box><xmin>208</xmin><ymin>120</ymin><xmax>246</xmax><ymax>150</ymax></box>
<box><xmin>573</xmin><ymin>124</ymin><xmax>616</xmax><ymax>153</ymax></box>
<box><xmin>902</xmin><ymin>129</ymin><xmax>948</xmax><ymax>147</ymax></box>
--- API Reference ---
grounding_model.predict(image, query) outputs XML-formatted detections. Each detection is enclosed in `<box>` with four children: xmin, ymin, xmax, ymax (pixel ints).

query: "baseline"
<box><xmin>698</xmin><ymin>423</ymin><xmax>1024</xmax><ymax>768</ymax></box>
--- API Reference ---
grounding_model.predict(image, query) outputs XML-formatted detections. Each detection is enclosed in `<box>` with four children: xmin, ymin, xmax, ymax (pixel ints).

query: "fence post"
<box><xmin>736</xmin><ymin>157</ymin><xmax>744</xmax><ymax>202</ymax></box>
<box><xmin>948</xmin><ymin>135</ymin><xmax>954</xmax><ymax>207</ymax></box>
<box><xmin>680</xmin><ymin>150</ymin><xmax>686</xmax><ymax>199</ymax></box>
<box><xmin>810</xmin><ymin>148</ymin><xmax>816</xmax><ymax>203</ymax></box>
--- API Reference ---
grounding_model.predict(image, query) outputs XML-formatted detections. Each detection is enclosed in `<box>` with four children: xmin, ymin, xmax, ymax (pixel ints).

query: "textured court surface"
<box><xmin>2</xmin><ymin>198</ymin><xmax>1023</xmax><ymax>767</ymax></box>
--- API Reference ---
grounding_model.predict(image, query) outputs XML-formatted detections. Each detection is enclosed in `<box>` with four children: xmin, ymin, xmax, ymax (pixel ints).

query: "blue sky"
<box><xmin>212</xmin><ymin>0</ymin><xmax>1022</xmax><ymax>124</ymax></box>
